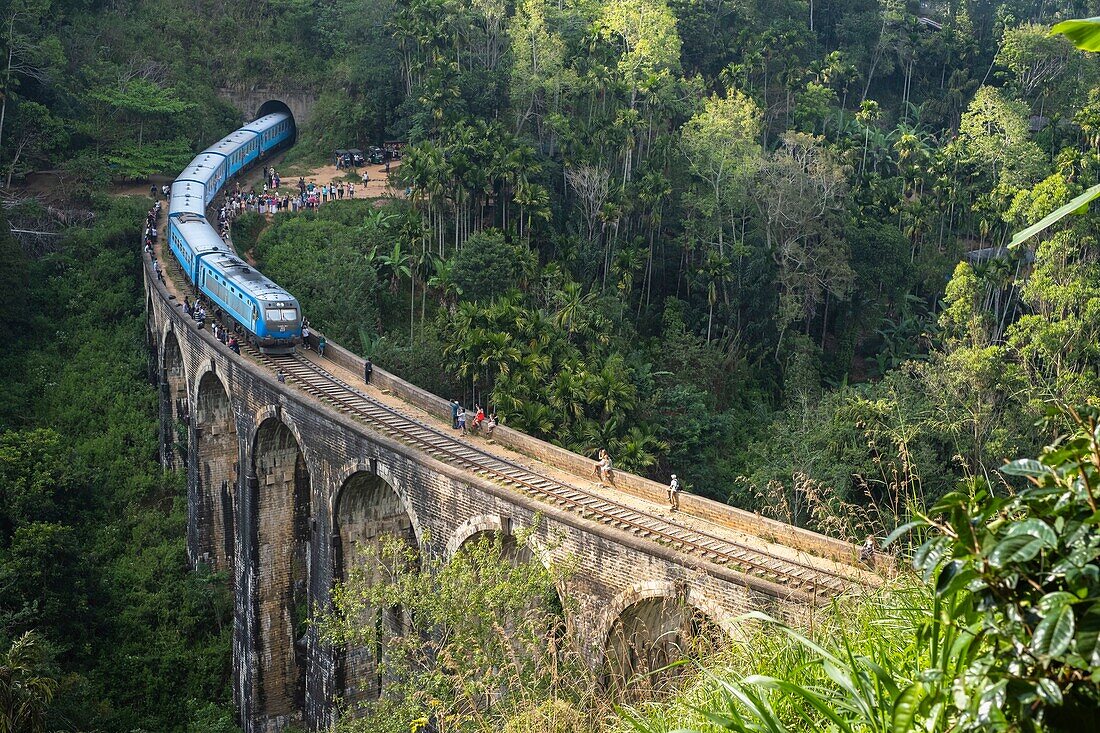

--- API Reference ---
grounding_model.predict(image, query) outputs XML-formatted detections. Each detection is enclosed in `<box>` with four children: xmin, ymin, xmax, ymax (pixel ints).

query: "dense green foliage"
<box><xmin>319</xmin><ymin>530</ymin><xmax>592</xmax><ymax>733</ymax></box>
<box><xmin>197</xmin><ymin>0</ymin><xmax>1100</xmax><ymax>537</ymax></box>
<box><xmin>0</xmin><ymin>199</ymin><xmax>235</xmax><ymax>731</ymax></box>
<box><xmin>15</xmin><ymin>0</ymin><xmax>1100</xmax><ymax>525</ymax></box>
<box><xmin>12</xmin><ymin>0</ymin><xmax>1100</xmax><ymax>729</ymax></box>
<box><xmin>619</xmin><ymin>408</ymin><xmax>1100</xmax><ymax>732</ymax></box>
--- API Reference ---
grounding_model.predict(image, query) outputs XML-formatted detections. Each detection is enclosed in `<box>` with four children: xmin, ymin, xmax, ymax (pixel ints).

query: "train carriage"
<box><xmin>178</xmin><ymin>153</ymin><xmax>226</xmax><ymax>206</ymax></box>
<box><xmin>241</xmin><ymin>113</ymin><xmax>293</xmax><ymax>155</ymax></box>
<box><xmin>167</xmin><ymin>215</ymin><xmax>232</xmax><ymax>282</ymax></box>
<box><xmin>169</xmin><ymin>180</ymin><xmax>206</xmax><ymax>219</ymax></box>
<box><xmin>203</xmin><ymin>129</ymin><xmax>260</xmax><ymax>179</ymax></box>
<box><xmin>164</xmin><ymin>110</ymin><xmax>299</xmax><ymax>353</ymax></box>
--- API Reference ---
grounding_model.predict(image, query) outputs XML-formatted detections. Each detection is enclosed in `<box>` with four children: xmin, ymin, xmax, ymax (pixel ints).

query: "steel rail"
<box><xmin>250</xmin><ymin>347</ymin><xmax>864</xmax><ymax>597</ymax></box>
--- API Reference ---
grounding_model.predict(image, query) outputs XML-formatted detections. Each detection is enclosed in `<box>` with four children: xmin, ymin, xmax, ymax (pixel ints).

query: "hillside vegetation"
<box><xmin>6</xmin><ymin>0</ymin><xmax>1100</xmax><ymax>730</ymax></box>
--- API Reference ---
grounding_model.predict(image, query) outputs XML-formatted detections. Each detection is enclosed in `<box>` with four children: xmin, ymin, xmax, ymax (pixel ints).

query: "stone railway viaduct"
<box><xmin>148</xmin><ymin>97</ymin><xmax>873</xmax><ymax>733</ymax></box>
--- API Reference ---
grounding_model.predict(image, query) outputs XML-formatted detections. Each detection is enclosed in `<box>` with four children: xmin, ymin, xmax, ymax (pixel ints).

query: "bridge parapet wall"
<box><xmin>314</xmin><ymin>336</ymin><xmax>864</xmax><ymax>566</ymax></box>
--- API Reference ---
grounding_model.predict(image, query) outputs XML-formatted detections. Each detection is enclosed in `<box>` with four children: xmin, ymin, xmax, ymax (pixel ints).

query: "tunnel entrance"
<box><xmin>256</xmin><ymin>100</ymin><xmax>296</xmax><ymax>144</ymax></box>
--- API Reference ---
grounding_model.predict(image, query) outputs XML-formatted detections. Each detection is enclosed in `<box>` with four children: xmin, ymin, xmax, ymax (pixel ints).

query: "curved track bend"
<box><xmin>244</xmin><ymin>345</ymin><xmax>867</xmax><ymax>598</ymax></box>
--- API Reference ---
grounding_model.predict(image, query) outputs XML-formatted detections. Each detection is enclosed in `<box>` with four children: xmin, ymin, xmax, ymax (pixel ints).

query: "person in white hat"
<box><xmin>668</xmin><ymin>474</ymin><xmax>681</xmax><ymax>511</ymax></box>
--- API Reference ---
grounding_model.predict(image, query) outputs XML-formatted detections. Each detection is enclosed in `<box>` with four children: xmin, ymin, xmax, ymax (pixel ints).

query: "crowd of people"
<box><xmin>182</xmin><ymin>296</ymin><xmax>242</xmax><ymax>354</ymax></box>
<box><xmin>212</xmin><ymin>167</ymin><xmax>369</xmax><ymax>238</ymax></box>
<box><xmin>448</xmin><ymin>399</ymin><xmax>498</xmax><ymax>437</ymax></box>
<box><xmin>144</xmin><ymin>200</ymin><xmax>164</xmax><ymax>282</ymax></box>
<box><xmin>143</xmin><ymin>193</ymin><xmax>243</xmax><ymax>354</ymax></box>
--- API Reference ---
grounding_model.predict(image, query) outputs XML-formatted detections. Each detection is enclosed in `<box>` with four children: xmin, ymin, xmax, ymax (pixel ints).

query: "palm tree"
<box><xmin>0</xmin><ymin>631</ymin><xmax>57</xmax><ymax>733</ymax></box>
<box><xmin>615</xmin><ymin>424</ymin><xmax>669</xmax><ymax>473</ymax></box>
<box><xmin>477</xmin><ymin>330</ymin><xmax>522</xmax><ymax>377</ymax></box>
<box><xmin>552</xmin><ymin>281</ymin><xmax>593</xmax><ymax>338</ymax></box>
<box><xmin>575</xmin><ymin>416</ymin><xmax>621</xmax><ymax>457</ymax></box>
<box><xmin>510</xmin><ymin>401</ymin><xmax>556</xmax><ymax>437</ymax></box>
<box><xmin>585</xmin><ymin>356</ymin><xmax>637</xmax><ymax>420</ymax></box>
<box><xmin>427</xmin><ymin>255</ymin><xmax>461</xmax><ymax>309</ymax></box>
<box><xmin>548</xmin><ymin>366</ymin><xmax>588</xmax><ymax>421</ymax></box>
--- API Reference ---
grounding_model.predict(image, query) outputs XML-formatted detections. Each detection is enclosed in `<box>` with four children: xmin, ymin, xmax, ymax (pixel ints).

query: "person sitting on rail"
<box><xmin>485</xmin><ymin>412</ymin><xmax>497</xmax><ymax>437</ymax></box>
<box><xmin>472</xmin><ymin>404</ymin><xmax>485</xmax><ymax>432</ymax></box>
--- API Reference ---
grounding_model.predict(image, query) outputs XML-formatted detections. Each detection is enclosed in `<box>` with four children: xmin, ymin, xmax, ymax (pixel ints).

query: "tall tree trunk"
<box><xmin>0</xmin><ymin>15</ymin><xmax>15</xmax><ymax>184</ymax></box>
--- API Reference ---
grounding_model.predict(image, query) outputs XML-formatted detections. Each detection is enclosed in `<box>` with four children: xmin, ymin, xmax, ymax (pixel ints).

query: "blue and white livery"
<box><xmin>165</xmin><ymin>110</ymin><xmax>300</xmax><ymax>354</ymax></box>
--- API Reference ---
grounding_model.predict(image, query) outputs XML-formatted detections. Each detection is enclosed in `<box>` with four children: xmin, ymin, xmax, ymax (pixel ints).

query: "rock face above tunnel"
<box><xmin>218</xmin><ymin>88</ymin><xmax>316</xmax><ymax>127</ymax></box>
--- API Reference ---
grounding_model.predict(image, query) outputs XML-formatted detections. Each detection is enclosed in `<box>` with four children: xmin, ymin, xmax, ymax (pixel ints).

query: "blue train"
<box><xmin>166</xmin><ymin>111</ymin><xmax>300</xmax><ymax>354</ymax></box>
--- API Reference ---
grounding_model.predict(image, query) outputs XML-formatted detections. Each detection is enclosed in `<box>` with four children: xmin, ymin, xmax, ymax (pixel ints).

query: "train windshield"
<box><xmin>265</xmin><ymin>308</ymin><xmax>298</xmax><ymax>322</ymax></box>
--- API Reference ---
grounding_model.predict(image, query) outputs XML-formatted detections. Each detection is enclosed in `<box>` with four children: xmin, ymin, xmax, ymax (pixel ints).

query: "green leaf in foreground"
<box><xmin>1008</xmin><ymin>182</ymin><xmax>1100</xmax><ymax>248</ymax></box>
<box><xmin>1050</xmin><ymin>17</ymin><xmax>1100</xmax><ymax>52</ymax></box>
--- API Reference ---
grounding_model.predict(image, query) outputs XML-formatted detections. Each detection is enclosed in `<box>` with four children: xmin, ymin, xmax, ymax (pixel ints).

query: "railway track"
<box><xmin>246</xmin><ymin>346</ymin><xmax>865</xmax><ymax>598</ymax></box>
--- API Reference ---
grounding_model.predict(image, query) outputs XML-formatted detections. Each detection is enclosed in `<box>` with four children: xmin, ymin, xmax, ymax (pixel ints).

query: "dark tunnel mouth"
<box><xmin>256</xmin><ymin>100</ymin><xmax>296</xmax><ymax>143</ymax></box>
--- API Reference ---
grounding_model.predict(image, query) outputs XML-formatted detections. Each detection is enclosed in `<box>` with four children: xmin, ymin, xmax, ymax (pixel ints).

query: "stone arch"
<box><xmin>447</xmin><ymin>514</ymin><xmax>511</xmax><ymax>557</ymax></box>
<box><xmin>598</xmin><ymin>581</ymin><xmax>728</xmax><ymax>699</ymax></box>
<box><xmin>193</xmin><ymin>367</ymin><xmax>238</xmax><ymax>573</ymax></box>
<box><xmin>251</xmin><ymin>415</ymin><xmax>313</xmax><ymax>720</ymax></box>
<box><xmin>250</xmin><ymin>405</ymin><xmax>317</xmax><ymax>482</ymax></box>
<box><xmin>161</xmin><ymin>327</ymin><xmax>189</xmax><ymax>467</ymax></box>
<box><xmin>328</xmin><ymin>458</ymin><xmax>423</xmax><ymax>551</ymax></box>
<box><xmin>447</xmin><ymin>515</ymin><xmax>573</xmax><ymax>677</ymax></box>
<box><xmin>332</xmin><ymin>468</ymin><xmax>419</xmax><ymax>707</ymax></box>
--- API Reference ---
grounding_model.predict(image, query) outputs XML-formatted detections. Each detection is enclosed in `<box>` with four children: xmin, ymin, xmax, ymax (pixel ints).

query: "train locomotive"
<box><xmin>166</xmin><ymin>111</ymin><xmax>301</xmax><ymax>354</ymax></box>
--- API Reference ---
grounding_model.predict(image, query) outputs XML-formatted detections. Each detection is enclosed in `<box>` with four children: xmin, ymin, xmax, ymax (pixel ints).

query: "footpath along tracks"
<box><xmin>247</xmin><ymin>346</ymin><xmax>864</xmax><ymax>598</ymax></box>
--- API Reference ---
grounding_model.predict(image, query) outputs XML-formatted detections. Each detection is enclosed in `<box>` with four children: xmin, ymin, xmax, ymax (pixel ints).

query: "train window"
<box><xmin>265</xmin><ymin>308</ymin><xmax>297</xmax><ymax>322</ymax></box>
